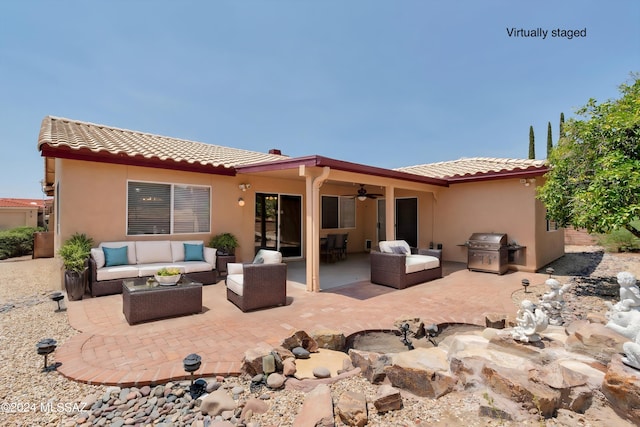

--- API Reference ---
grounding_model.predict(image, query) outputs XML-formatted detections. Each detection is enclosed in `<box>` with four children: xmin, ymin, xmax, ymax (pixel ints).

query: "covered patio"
<box><xmin>54</xmin><ymin>265</ymin><xmax>543</xmax><ymax>386</ymax></box>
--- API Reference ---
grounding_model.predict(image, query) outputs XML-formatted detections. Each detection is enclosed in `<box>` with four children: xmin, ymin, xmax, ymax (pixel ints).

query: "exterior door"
<box><xmin>377</xmin><ymin>199</ymin><xmax>386</xmax><ymax>242</ymax></box>
<box><xmin>255</xmin><ymin>193</ymin><xmax>302</xmax><ymax>257</ymax></box>
<box><xmin>395</xmin><ymin>197</ymin><xmax>418</xmax><ymax>248</ymax></box>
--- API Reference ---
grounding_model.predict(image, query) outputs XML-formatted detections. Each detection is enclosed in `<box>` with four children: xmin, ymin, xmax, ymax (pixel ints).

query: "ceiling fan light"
<box><xmin>357</xmin><ymin>195</ymin><xmax>367</xmax><ymax>201</ymax></box>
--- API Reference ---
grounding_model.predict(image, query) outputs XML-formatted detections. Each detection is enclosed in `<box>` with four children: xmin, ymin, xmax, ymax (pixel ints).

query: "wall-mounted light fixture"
<box><xmin>238</xmin><ymin>197</ymin><xmax>245</xmax><ymax>207</ymax></box>
<box><xmin>239</xmin><ymin>183</ymin><xmax>251</xmax><ymax>191</ymax></box>
<box><xmin>520</xmin><ymin>178</ymin><xmax>536</xmax><ymax>187</ymax></box>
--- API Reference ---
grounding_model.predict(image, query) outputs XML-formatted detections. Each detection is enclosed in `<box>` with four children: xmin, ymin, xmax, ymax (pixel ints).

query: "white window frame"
<box><xmin>126</xmin><ymin>180</ymin><xmax>211</xmax><ymax>236</ymax></box>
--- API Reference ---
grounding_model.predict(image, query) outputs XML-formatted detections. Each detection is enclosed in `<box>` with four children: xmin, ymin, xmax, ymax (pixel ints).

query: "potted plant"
<box><xmin>58</xmin><ymin>233</ymin><xmax>94</xmax><ymax>300</ymax></box>
<box><xmin>208</xmin><ymin>233</ymin><xmax>239</xmax><ymax>256</ymax></box>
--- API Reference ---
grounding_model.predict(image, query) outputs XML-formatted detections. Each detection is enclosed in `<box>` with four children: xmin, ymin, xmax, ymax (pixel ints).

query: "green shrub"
<box><xmin>0</xmin><ymin>226</ymin><xmax>43</xmax><ymax>260</ymax></box>
<box><xmin>208</xmin><ymin>233</ymin><xmax>239</xmax><ymax>255</ymax></box>
<box><xmin>58</xmin><ymin>233</ymin><xmax>94</xmax><ymax>272</ymax></box>
<box><xmin>597</xmin><ymin>220</ymin><xmax>640</xmax><ymax>252</ymax></box>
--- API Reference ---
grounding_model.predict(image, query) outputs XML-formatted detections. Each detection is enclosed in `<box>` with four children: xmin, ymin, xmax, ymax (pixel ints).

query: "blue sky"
<box><xmin>1</xmin><ymin>0</ymin><xmax>638</xmax><ymax>198</ymax></box>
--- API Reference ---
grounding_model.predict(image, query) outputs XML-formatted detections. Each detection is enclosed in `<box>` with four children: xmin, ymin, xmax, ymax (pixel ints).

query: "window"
<box><xmin>546</xmin><ymin>219</ymin><xmax>559</xmax><ymax>232</ymax></box>
<box><xmin>127</xmin><ymin>181</ymin><xmax>210</xmax><ymax>235</ymax></box>
<box><xmin>321</xmin><ymin>195</ymin><xmax>355</xmax><ymax>229</ymax></box>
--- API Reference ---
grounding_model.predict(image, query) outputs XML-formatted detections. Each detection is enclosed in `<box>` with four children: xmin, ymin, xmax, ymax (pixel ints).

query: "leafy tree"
<box><xmin>538</xmin><ymin>75</ymin><xmax>640</xmax><ymax>238</ymax></box>
<box><xmin>528</xmin><ymin>126</ymin><xmax>535</xmax><ymax>159</ymax></box>
<box><xmin>546</xmin><ymin>121</ymin><xmax>553</xmax><ymax>158</ymax></box>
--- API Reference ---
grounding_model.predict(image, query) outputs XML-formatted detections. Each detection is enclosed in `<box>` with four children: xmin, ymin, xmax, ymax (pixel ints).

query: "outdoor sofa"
<box><xmin>226</xmin><ymin>249</ymin><xmax>287</xmax><ymax>312</ymax></box>
<box><xmin>89</xmin><ymin>240</ymin><xmax>217</xmax><ymax>297</ymax></box>
<box><xmin>370</xmin><ymin>240</ymin><xmax>442</xmax><ymax>289</ymax></box>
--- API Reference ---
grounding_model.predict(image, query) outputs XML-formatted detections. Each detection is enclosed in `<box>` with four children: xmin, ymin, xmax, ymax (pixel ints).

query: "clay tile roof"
<box><xmin>38</xmin><ymin>116</ymin><xmax>287</xmax><ymax>169</ymax></box>
<box><xmin>395</xmin><ymin>157</ymin><xmax>547</xmax><ymax>179</ymax></box>
<box><xmin>0</xmin><ymin>198</ymin><xmax>47</xmax><ymax>208</ymax></box>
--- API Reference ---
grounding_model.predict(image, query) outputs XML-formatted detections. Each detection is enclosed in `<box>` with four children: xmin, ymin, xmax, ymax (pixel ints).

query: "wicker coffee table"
<box><xmin>122</xmin><ymin>276</ymin><xmax>203</xmax><ymax>324</ymax></box>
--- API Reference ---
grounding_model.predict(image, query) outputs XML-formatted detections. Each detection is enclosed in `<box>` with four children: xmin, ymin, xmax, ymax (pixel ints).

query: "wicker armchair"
<box><xmin>226</xmin><ymin>250</ymin><xmax>287</xmax><ymax>312</ymax></box>
<box><xmin>370</xmin><ymin>240</ymin><xmax>442</xmax><ymax>289</ymax></box>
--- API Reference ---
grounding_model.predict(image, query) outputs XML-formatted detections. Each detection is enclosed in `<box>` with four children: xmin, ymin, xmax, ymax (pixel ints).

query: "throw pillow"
<box><xmin>253</xmin><ymin>256</ymin><xmax>264</xmax><ymax>264</ymax></box>
<box><xmin>184</xmin><ymin>243</ymin><xmax>205</xmax><ymax>262</ymax></box>
<box><xmin>103</xmin><ymin>246</ymin><xmax>129</xmax><ymax>267</ymax></box>
<box><xmin>391</xmin><ymin>246</ymin><xmax>408</xmax><ymax>254</ymax></box>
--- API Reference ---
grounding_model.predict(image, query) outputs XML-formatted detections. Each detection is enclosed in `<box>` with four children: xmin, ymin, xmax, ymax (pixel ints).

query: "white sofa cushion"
<box><xmin>379</xmin><ymin>240</ymin><xmax>411</xmax><ymax>255</ymax></box>
<box><xmin>91</xmin><ymin>248</ymin><xmax>106</xmax><ymax>269</ymax></box>
<box><xmin>99</xmin><ymin>241</ymin><xmax>137</xmax><ymax>265</ymax></box>
<box><xmin>136</xmin><ymin>241</ymin><xmax>172</xmax><ymax>264</ymax></box>
<box><xmin>406</xmin><ymin>254</ymin><xmax>440</xmax><ymax>273</ymax></box>
<box><xmin>405</xmin><ymin>255</ymin><xmax>427</xmax><ymax>274</ymax></box>
<box><xmin>254</xmin><ymin>249</ymin><xmax>282</xmax><ymax>264</ymax></box>
<box><xmin>203</xmin><ymin>247</ymin><xmax>216</xmax><ymax>266</ymax></box>
<box><xmin>96</xmin><ymin>265</ymin><xmax>142</xmax><ymax>281</ymax></box>
<box><xmin>227</xmin><ymin>262</ymin><xmax>244</xmax><ymax>275</ymax></box>
<box><xmin>172</xmin><ymin>261</ymin><xmax>214</xmax><ymax>274</ymax></box>
<box><xmin>226</xmin><ymin>274</ymin><xmax>244</xmax><ymax>296</ymax></box>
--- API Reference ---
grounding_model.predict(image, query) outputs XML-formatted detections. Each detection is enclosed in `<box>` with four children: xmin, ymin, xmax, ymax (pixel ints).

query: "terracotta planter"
<box><xmin>64</xmin><ymin>269</ymin><xmax>87</xmax><ymax>301</ymax></box>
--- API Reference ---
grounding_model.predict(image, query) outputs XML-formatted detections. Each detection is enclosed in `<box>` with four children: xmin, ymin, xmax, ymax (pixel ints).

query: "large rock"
<box><xmin>373</xmin><ymin>384</ymin><xmax>402</xmax><ymax>413</ymax></box>
<box><xmin>336</xmin><ymin>391</ymin><xmax>368</xmax><ymax>427</ymax></box>
<box><xmin>240</xmin><ymin>397</ymin><xmax>269</xmax><ymax>422</ymax></box>
<box><xmin>241</xmin><ymin>344</ymin><xmax>277</xmax><ymax>376</ymax></box>
<box><xmin>292</xmin><ymin>384</ymin><xmax>334</xmax><ymax>427</ymax></box>
<box><xmin>312</xmin><ymin>329</ymin><xmax>346</xmax><ymax>350</ymax></box>
<box><xmin>481</xmin><ymin>363</ymin><xmax>561</xmax><ymax>418</ymax></box>
<box><xmin>282</xmin><ymin>357</ymin><xmax>297</xmax><ymax>376</ymax></box>
<box><xmin>529</xmin><ymin>363</ymin><xmax>588</xmax><ymax>390</ymax></box>
<box><xmin>602</xmin><ymin>353</ymin><xmax>640</xmax><ymax>425</ymax></box>
<box><xmin>450</xmin><ymin>355</ymin><xmax>489</xmax><ymax>389</ymax></box>
<box><xmin>392</xmin><ymin>347</ymin><xmax>449</xmax><ymax>371</ymax></box>
<box><xmin>282</xmin><ymin>330</ymin><xmax>319</xmax><ymax>353</ymax></box>
<box><xmin>529</xmin><ymin>363</ymin><xmax>593</xmax><ymax>413</ymax></box>
<box><xmin>348</xmin><ymin>349</ymin><xmax>392</xmax><ymax>384</ymax></box>
<box><xmin>266</xmin><ymin>373</ymin><xmax>286</xmax><ymax>389</ymax></box>
<box><xmin>385</xmin><ymin>364</ymin><xmax>457</xmax><ymax>398</ymax></box>
<box><xmin>565</xmin><ymin>321</ymin><xmax>627</xmax><ymax>364</ymax></box>
<box><xmin>385</xmin><ymin>347</ymin><xmax>456</xmax><ymax>398</ymax></box>
<box><xmin>200</xmin><ymin>390</ymin><xmax>236</xmax><ymax>416</ymax></box>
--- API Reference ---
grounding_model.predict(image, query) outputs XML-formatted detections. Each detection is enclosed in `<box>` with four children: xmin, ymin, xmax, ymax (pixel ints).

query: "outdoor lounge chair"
<box><xmin>370</xmin><ymin>240</ymin><xmax>442</xmax><ymax>289</ymax></box>
<box><xmin>225</xmin><ymin>249</ymin><xmax>287</xmax><ymax>312</ymax></box>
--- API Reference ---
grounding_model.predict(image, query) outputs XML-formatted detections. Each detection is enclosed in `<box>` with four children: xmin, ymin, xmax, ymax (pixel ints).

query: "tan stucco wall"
<box><xmin>432</xmin><ymin>178</ymin><xmax>563</xmax><ymax>272</ymax></box>
<box><xmin>54</xmin><ymin>159</ymin><xmax>562</xmax><ymax>273</ymax></box>
<box><xmin>0</xmin><ymin>208</ymin><xmax>38</xmax><ymax>230</ymax></box>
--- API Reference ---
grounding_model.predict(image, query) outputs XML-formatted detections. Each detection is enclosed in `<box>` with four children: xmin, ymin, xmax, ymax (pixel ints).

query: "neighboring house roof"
<box><xmin>38</xmin><ymin>116</ymin><xmax>288</xmax><ymax>175</ymax></box>
<box><xmin>395</xmin><ymin>157</ymin><xmax>548</xmax><ymax>182</ymax></box>
<box><xmin>0</xmin><ymin>198</ymin><xmax>47</xmax><ymax>208</ymax></box>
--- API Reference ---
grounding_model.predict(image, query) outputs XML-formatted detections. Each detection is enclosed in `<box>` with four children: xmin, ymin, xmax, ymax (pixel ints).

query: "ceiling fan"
<box><xmin>343</xmin><ymin>184</ymin><xmax>384</xmax><ymax>201</ymax></box>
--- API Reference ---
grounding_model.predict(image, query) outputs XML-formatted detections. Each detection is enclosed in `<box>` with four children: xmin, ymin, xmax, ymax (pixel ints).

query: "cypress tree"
<box><xmin>546</xmin><ymin>121</ymin><xmax>553</xmax><ymax>158</ymax></box>
<box><xmin>559</xmin><ymin>112</ymin><xmax>565</xmax><ymax>138</ymax></box>
<box><xmin>528</xmin><ymin>126</ymin><xmax>535</xmax><ymax>159</ymax></box>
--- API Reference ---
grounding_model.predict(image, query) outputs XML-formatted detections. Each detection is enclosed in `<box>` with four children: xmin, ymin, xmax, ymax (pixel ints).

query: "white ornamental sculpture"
<box><xmin>540</xmin><ymin>278</ymin><xmax>571</xmax><ymax>326</ymax></box>
<box><xmin>512</xmin><ymin>299</ymin><xmax>548</xmax><ymax>342</ymax></box>
<box><xmin>604</xmin><ymin>272</ymin><xmax>640</xmax><ymax>369</ymax></box>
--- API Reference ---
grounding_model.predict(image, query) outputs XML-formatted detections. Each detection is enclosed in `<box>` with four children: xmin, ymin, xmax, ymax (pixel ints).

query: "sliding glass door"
<box><xmin>255</xmin><ymin>193</ymin><xmax>302</xmax><ymax>257</ymax></box>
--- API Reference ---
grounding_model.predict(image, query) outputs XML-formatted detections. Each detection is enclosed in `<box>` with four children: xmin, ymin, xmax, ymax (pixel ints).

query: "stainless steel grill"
<box><xmin>466</xmin><ymin>232</ymin><xmax>509</xmax><ymax>275</ymax></box>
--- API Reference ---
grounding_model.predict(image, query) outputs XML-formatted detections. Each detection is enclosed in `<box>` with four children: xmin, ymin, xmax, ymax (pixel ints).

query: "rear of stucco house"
<box><xmin>37</xmin><ymin>116</ymin><xmax>564</xmax><ymax>291</ymax></box>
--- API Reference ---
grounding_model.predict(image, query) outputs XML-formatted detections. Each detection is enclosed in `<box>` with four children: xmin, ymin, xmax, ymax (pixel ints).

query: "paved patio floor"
<box><xmin>56</xmin><ymin>262</ymin><xmax>547</xmax><ymax>386</ymax></box>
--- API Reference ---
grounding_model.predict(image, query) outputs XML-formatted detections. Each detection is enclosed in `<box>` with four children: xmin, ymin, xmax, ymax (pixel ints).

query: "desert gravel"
<box><xmin>0</xmin><ymin>247</ymin><xmax>638</xmax><ymax>426</ymax></box>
